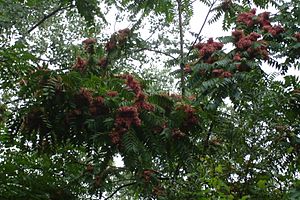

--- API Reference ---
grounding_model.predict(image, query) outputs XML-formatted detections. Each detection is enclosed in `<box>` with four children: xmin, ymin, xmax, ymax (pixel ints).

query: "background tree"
<box><xmin>0</xmin><ymin>0</ymin><xmax>299</xmax><ymax>199</ymax></box>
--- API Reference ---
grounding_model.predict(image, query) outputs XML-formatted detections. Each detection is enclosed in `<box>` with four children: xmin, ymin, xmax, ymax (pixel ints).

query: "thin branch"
<box><xmin>176</xmin><ymin>0</ymin><xmax>185</xmax><ymax>96</ymax></box>
<box><xmin>186</xmin><ymin>0</ymin><xmax>217</xmax><ymax>58</ymax></box>
<box><xmin>27</xmin><ymin>5</ymin><xmax>71</xmax><ymax>34</ymax></box>
<box><xmin>133</xmin><ymin>47</ymin><xmax>177</xmax><ymax>60</ymax></box>
<box><xmin>104</xmin><ymin>182</ymin><xmax>137</xmax><ymax>200</ymax></box>
<box><xmin>129</xmin><ymin>10</ymin><xmax>146</xmax><ymax>32</ymax></box>
<box><xmin>204</xmin><ymin>122</ymin><xmax>213</xmax><ymax>151</ymax></box>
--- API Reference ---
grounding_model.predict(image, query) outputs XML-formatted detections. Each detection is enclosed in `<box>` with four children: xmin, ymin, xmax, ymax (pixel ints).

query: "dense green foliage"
<box><xmin>0</xmin><ymin>0</ymin><xmax>300</xmax><ymax>199</ymax></box>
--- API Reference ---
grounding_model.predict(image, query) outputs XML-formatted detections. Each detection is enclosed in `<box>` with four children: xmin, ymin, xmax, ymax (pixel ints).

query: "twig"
<box><xmin>186</xmin><ymin>0</ymin><xmax>218</xmax><ymax>58</ymax></box>
<box><xmin>104</xmin><ymin>182</ymin><xmax>137</xmax><ymax>200</ymax></box>
<box><xmin>204</xmin><ymin>122</ymin><xmax>213</xmax><ymax>151</ymax></box>
<box><xmin>129</xmin><ymin>10</ymin><xmax>146</xmax><ymax>32</ymax></box>
<box><xmin>176</xmin><ymin>0</ymin><xmax>185</xmax><ymax>96</ymax></box>
<box><xmin>27</xmin><ymin>5</ymin><xmax>71</xmax><ymax>34</ymax></box>
<box><xmin>133</xmin><ymin>47</ymin><xmax>177</xmax><ymax>60</ymax></box>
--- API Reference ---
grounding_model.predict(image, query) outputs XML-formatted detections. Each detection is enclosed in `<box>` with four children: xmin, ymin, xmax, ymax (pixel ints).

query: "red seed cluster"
<box><xmin>263</xmin><ymin>25</ymin><xmax>284</xmax><ymax>37</ymax></box>
<box><xmin>257</xmin><ymin>12</ymin><xmax>284</xmax><ymax>36</ymax></box>
<box><xmin>152</xmin><ymin>122</ymin><xmax>167</xmax><ymax>134</ymax></box>
<box><xmin>109</xmin><ymin>129</ymin><xmax>125</xmax><ymax>145</ymax></box>
<box><xmin>118</xmin><ymin>28</ymin><xmax>130</xmax><ymax>44</ymax></box>
<box><xmin>73</xmin><ymin>57</ymin><xmax>87</xmax><ymax>72</ymax></box>
<box><xmin>105</xmin><ymin>36</ymin><xmax>117</xmax><ymax>52</ymax></box>
<box><xmin>115</xmin><ymin>106</ymin><xmax>141</xmax><ymax>129</ymax></box>
<box><xmin>74</xmin><ymin>88</ymin><xmax>93</xmax><ymax>107</ymax></box>
<box><xmin>212</xmin><ymin>69</ymin><xmax>232</xmax><ymax>78</ymax></box>
<box><xmin>110</xmin><ymin>106</ymin><xmax>142</xmax><ymax>145</ymax></box>
<box><xmin>184</xmin><ymin>64</ymin><xmax>192</xmax><ymax>74</ymax></box>
<box><xmin>89</xmin><ymin>96</ymin><xmax>105</xmax><ymax>116</ymax></box>
<box><xmin>221</xmin><ymin>71</ymin><xmax>233</xmax><ymax>78</ymax></box>
<box><xmin>105</xmin><ymin>28</ymin><xmax>130</xmax><ymax>52</ymax></box>
<box><xmin>172</xmin><ymin>128</ymin><xmax>186</xmax><ymax>139</ymax></box>
<box><xmin>237</xmin><ymin>8</ymin><xmax>257</xmax><ymax>27</ymax></box>
<box><xmin>134</xmin><ymin>93</ymin><xmax>154</xmax><ymax>111</ymax></box>
<box><xmin>247</xmin><ymin>40</ymin><xmax>268</xmax><ymax>59</ymax></box>
<box><xmin>194</xmin><ymin>38</ymin><xmax>223</xmax><ymax>60</ymax></box>
<box><xmin>82</xmin><ymin>38</ymin><xmax>97</xmax><ymax>54</ymax></box>
<box><xmin>107</xmin><ymin>91</ymin><xmax>118</xmax><ymax>97</ymax></box>
<box><xmin>121</xmin><ymin>74</ymin><xmax>142</xmax><ymax>96</ymax></box>
<box><xmin>98</xmin><ymin>57</ymin><xmax>108</xmax><ymax>68</ymax></box>
<box><xmin>257</xmin><ymin>11</ymin><xmax>270</xmax><ymax>26</ymax></box>
<box><xmin>233</xmin><ymin>53</ymin><xmax>241</xmax><ymax>61</ymax></box>
<box><xmin>232</xmin><ymin>31</ymin><xmax>268</xmax><ymax>60</ymax></box>
<box><xmin>235</xmin><ymin>32</ymin><xmax>261</xmax><ymax>49</ymax></box>
<box><xmin>176</xmin><ymin>105</ymin><xmax>199</xmax><ymax>132</ymax></box>
<box><xmin>142</xmin><ymin>169</ymin><xmax>157</xmax><ymax>182</ymax></box>
<box><xmin>295</xmin><ymin>32</ymin><xmax>300</xmax><ymax>42</ymax></box>
<box><xmin>82</xmin><ymin>38</ymin><xmax>97</xmax><ymax>45</ymax></box>
<box><xmin>237</xmin><ymin>9</ymin><xmax>284</xmax><ymax>37</ymax></box>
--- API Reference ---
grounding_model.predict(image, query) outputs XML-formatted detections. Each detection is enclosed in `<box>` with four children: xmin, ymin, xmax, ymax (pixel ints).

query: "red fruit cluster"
<box><xmin>23</xmin><ymin>108</ymin><xmax>44</xmax><ymax>132</ymax></box>
<box><xmin>118</xmin><ymin>28</ymin><xmax>130</xmax><ymax>44</ymax></box>
<box><xmin>257</xmin><ymin>11</ymin><xmax>270</xmax><ymax>26</ymax></box>
<box><xmin>233</xmin><ymin>52</ymin><xmax>241</xmax><ymax>61</ymax></box>
<box><xmin>82</xmin><ymin>38</ymin><xmax>97</xmax><ymax>45</ymax></box>
<box><xmin>233</xmin><ymin>52</ymin><xmax>251</xmax><ymax>72</ymax></box>
<box><xmin>110</xmin><ymin>106</ymin><xmax>141</xmax><ymax>145</ymax></box>
<box><xmin>176</xmin><ymin>105</ymin><xmax>199</xmax><ymax>132</ymax></box>
<box><xmin>234</xmin><ymin>31</ymin><xmax>261</xmax><ymax>49</ymax></box>
<box><xmin>73</xmin><ymin>57</ymin><xmax>87</xmax><ymax>72</ymax></box>
<box><xmin>194</xmin><ymin>38</ymin><xmax>223</xmax><ymax>60</ymax></box>
<box><xmin>257</xmin><ymin>12</ymin><xmax>284</xmax><ymax>36</ymax></box>
<box><xmin>82</xmin><ymin>38</ymin><xmax>97</xmax><ymax>54</ymax></box>
<box><xmin>105</xmin><ymin>36</ymin><xmax>117</xmax><ymax>52</ymax></box>
<box><xmin>232</xmin><ymin>30</ymin><xmax>268</xmax><ymax>60</ymax></box>
<box><xmin>89</xmin><ymin>96</ymin><xmax>105</xmax><ymax>116</ymax></box>
<box><xmin>237</xmin><ymin>8</ymin><xmax>257</xmax><ymax>27</ymax></box>
<box><xmin>153</xmin><ymin>186</ymin><xmax>165</xmax><ymax>196</ymax></box>
<box><xmin>294</xmin><ymin>32</ymin><xmax>300</xmax><ymax>42</ymax></box>
<box><xmin>263</xmin><ymin>25</ymin><xmax>284</xmax><ymax>37</ymax></box>
<box><xmin>152</xmin><ymin>122</ymin><xmax>167</xmax><ymax>134</ymax></box>
<box><xmin>142</xmin><ymin>169</ymin><xmax>157</xmax><ymax>182</ymax></box>
<box><xmin>107</xmin><ymin>91</ymin><xmax>118</xmax><ymax>97</ymax></box>
<box><xmin>105</xmin><ymin>28</ymin><xmax>130</xmax><ymax>52</ymax></box>
<box><xmin>74</xmin><ymin>88</ymin><xmax>93</xmax><ymax>107</ymax></box>
<box><xmin>115</xmin><ymin>106</ymin><xmax>141</xmax><ymax>129</ymax></box>
<box><xmin>121</xmin><ymin>74</ymin><xmax>142</xmax><ymax>96</ymax></box>
<box><xmin>72</xmin><ymin>88</ymin><xmax>108</xmax><ymax>117</ymax></box>
<box><xmin>247</xmin><ymin>40</ymin><xmax>268</xmax><ymax>59</ymax></box>
<box><xmin>109</xmin><ymin>128</ymin><xmax>125</xmax><ymax>145</ymax></box>
<box><xmin>212</xmin><ymin>69</ymin><xmax>232</xmax><ymax>78</ymax></box>
<box><xmin>184</xmin><ymin>64</ymin><xmax>192</xmax><ymax>73</ymax></box>
<box><xmin>172</xmin><ymin>128</ymin><xmax>186</xmax><ymax>139</ymax></box>
<box><xmin>237</xmin><ymin>9</ymin><xmax>284</xmax><ymax>37</ymax></box>
<box><xmin>86</xmin><ymin>164</ymin><xmax>94</xmax><ymax>173</ymax></box>
<box><xmin>134</xmin><ymin>93</ymin><xmax>154</xmax><ymax>112</ymax></box>
<box><xmin>98</xmin><ymin>57</ymin><xmax>108</xmax><ymax>68</ymax></box>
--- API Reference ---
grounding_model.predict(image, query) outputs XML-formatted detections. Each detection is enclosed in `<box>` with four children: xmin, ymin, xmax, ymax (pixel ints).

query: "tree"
<box><xmin>0</xmin><ymin>0</ymin><xmax>300</xmax><ymax>199</ymax></box>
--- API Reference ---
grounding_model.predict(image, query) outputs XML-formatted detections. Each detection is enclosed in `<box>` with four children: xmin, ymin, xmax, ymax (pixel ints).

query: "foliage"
<box><xmin>0</xmin><ymin>0</ymin><xmax>300</xmax><ymax>199</ymax></box>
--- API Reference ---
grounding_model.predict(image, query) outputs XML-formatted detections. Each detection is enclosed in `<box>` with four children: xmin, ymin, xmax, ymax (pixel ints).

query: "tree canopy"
<box><xmin>0</xmin><ymin>0</ymin><xmax>300</xmax><ymax>199</ymax></box>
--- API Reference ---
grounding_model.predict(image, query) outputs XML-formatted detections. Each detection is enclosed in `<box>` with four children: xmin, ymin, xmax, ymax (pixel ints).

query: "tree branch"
<box><xmin>27</xmin><ymin>5</ymin><xmax>70</xmax><ymax>34</ymax></box>
<box><xmin>186</xmin><ymin>0</ymin><xmax>217</xmax><ymax>58</ymax></box>
<box><xmin>177</xmin><ymin>0</ymin><xmax>185</xmax><ymax>96</ymax></box>
<box><xmin>133</xmin><ymin>47</ymin><xmax>177</xmax><ymax>60</ymax></box>
<box><xmin>203</xmin><ymin>122</ymin><xmax>214</xmax><ymax>153</ymax></box>
<box><xmin>104</xmin><ymin>182</ymin><xmax>137</xmax><ymax>200</ymax></box>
